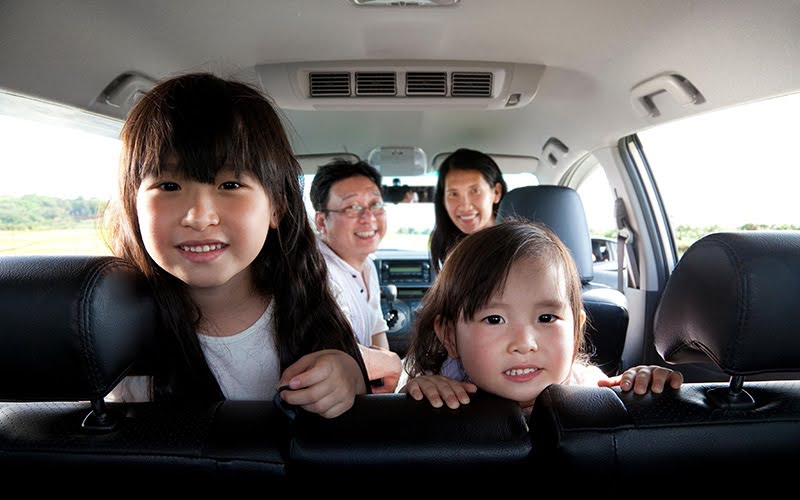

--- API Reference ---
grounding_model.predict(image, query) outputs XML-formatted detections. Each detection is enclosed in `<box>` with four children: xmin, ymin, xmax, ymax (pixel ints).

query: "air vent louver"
<box><xmin>451</xmin><ymin>72</ymin><xmax>492</xmax><ymax>97</ymax></box>
<box><xmin>259</xmin><ymin>61</ymin><xmax>544</xmax><ymax>109</ymax></box>
<box><xmin>406</xmin><ymin>72</ymin><xmax>447</xmax><ymax>96</ymax></box>
<box><xmin>355</xmin><ymin>72</ymin><xmax>397</xmax><ymax>96</ymax></box>
<box><xmin>309</xmin><ymin>73</ymin><xmax>351</xmax><ymax>97</ymax></box>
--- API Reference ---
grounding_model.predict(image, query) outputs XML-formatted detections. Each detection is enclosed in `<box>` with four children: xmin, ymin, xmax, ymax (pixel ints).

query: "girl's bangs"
<box><xmin>138</xmin><ymin>111</ymin><xmax>255</xmax><ymax>184</ymax></box>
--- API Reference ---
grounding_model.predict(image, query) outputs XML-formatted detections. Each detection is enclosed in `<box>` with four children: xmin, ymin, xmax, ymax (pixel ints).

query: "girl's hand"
<box><xmin>359</xmin><ymin>344</ymin><xmax>403</xmax><ymax>394</ymax></box>
<box><xmin>400</xmin><ymin>375</ymin><xmax>478</xmax><ymax>409</ymax></box>
<box><xmin>278</xmin><ymin>349</ymin><xmax>367</xmax><ymax>418</ymax></box>
<box><xmin>599</xmin><ymin>365</ymin><xmax>684</xmax><ymax>395</ymax></box>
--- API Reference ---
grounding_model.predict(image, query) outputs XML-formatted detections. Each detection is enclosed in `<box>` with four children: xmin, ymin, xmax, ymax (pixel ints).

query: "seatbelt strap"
<box><xmin>615</xmin><ymin>196</ymin><xmax>640</xmax><ymax>292</ymax></box>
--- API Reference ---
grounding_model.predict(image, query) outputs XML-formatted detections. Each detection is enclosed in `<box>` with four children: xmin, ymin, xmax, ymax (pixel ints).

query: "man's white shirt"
<box><xmin>318</xmin><ymin>239</ymin><xmax>388</xmax><ymax>346</ymax></box>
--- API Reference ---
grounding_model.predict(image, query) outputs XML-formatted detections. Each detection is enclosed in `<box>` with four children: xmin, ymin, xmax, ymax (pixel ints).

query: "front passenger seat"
<box><xmin>497</xmin><ymin>185</ymin><xmax>628</xmax><ymax>375</ymax></box>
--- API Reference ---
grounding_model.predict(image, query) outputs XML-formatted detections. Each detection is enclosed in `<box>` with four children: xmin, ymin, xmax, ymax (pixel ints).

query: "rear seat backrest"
<box><xmin>0</xmin><ymin>255</ymin><xmax>291</xmax><ymax>482</ymax></box>
<box><xmin>0</xmin><ymin>255</ymin><xmax>531</xmax><ymax>484</ymax></box>
<box><xmin>289</xmin><ymin>392</ymin><xmax>531</xmax><ymax>479</ymax></box>
<box><xmin>497</xmin><ymin>185</ymin><xmax>628</xmax><ymax>375</ymax></box>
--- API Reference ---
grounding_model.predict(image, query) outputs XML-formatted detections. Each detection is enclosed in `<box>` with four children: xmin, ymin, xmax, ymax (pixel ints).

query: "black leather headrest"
<box><xmin>0</xmin><ymin>256</ymin><xmax>156</xmax><ymax>401</ymax></box>
<box><xmin>497</xmin><ymin>186</ymin><xmax>594</xmax><ymax>282</ymax></box>
<box><xmin>655</xmin><ymin>232</ymin><xmax>800</xmax><ymax>375</ymax></box>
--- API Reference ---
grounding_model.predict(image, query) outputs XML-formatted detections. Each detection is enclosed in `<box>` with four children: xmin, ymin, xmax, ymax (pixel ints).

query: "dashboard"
<box><xmin>373</xmin><ymin>249</ymin><xmax>433</xmax><ymax>357</ymax></box>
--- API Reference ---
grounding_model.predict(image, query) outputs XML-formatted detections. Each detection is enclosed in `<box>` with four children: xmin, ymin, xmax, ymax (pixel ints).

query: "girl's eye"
<box><xmin>446</xmin><ymin>191</ymin><xmax>457</xmax><ymax>198</ymax></box>
<box><xmin>158</xmin><ymin>182</ymin><xmax>180</xmax><ymax>191</ymax></box>
<box><xmin>220</xmin><ymin>181</ymin><xmax>242</xmax><ymax>190</ymax></box>
<box><xmin>482</xmin><ymin>315</ymin><xmax>505</xmax><ymax>325</ymax></box>
<box><xmin>539</xmin><ymin>314</ymin><xmax>556</xmax><ymax>323</ymax></box>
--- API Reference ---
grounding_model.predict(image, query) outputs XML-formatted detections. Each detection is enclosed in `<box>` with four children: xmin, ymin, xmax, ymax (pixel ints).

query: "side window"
<box><xmin>575</xmin><ymin>161</ymin><xmax>617</xmax><ymax>257</ymax></box>
<box><xmin>575</xmin><ymin>158</ymin><xmax>618</xmax><ymax>288</ymax></box>
<box><xmin>0</xmin><ymin>92</ymin><xmax>121</xmax><ymax>256</ymax></box>
<box><xmin>638</xmin><ymin>91</ymin><xmax>800</xmax><ymax>257</ymax></box>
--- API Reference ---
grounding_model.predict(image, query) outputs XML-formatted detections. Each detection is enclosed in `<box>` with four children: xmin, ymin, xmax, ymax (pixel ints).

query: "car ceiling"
<box><xmin>2</xmin><ymin>0</ymin><xmax>800</xmax><ymax>177</ymax></box>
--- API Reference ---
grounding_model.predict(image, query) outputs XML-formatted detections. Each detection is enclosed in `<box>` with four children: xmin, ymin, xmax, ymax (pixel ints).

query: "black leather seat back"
<box><xmin>655</xmin><ymin>231</ymin><xmax>800</xmax><ymax>373</ymax></box>
<box><xmin>288</xmin><ymin>393</ymin><xmax>531</xmax><ymax>478</ymax></box>
<box><xmin>530</xmin><ymin>382</ymin><xmax>800</xmax><ymax>480</ymax></box>
<box><xmin>0</xmin><ymin>256</ymin><xmax>530</xmax><ymax>484</ymax></box>
<box><xmin>498</xmin><ymin>185</ymin><xmax>594</xmax><ymax>281</ymax></box>
<box><xmin>0</xmin><ymin>256</ymin><xmax>156</xmax><ymax>401</ymax></box>
<box><xmin>530</xmin><ymin>231</ymin><xmax>800</xmax><ymax>479</ymax></box>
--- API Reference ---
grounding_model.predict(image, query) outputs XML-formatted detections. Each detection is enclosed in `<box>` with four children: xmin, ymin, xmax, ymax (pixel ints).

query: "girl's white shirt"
<box><xmin>107</xmin><ymin>302</ymin><xmax>279</xmax><ymax>402</ymax></box>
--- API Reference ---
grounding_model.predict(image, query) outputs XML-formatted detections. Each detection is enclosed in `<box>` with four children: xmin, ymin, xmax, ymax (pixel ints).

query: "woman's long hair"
<box><xmin>105</xmin><ymin>73</ymin><xmax>367</xmax><ymax>400</ymax></box>
<box><xmin>429</xmin><ymin>148</ymin><xmax>507</xmax><ymax>272</ymax></box>
<box><xmin>406</xmin><ymin>220</ymin><xmax>586</xmax><ymax>377</ymax></box>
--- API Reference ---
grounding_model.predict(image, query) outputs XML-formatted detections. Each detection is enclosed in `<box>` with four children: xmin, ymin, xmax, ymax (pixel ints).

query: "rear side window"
<box><xmin>638</xmin><ymin>91</ymin><xmax>800</xmax><ymax>256</ymax></box>
<box><xmin>576</xmin><ymin>163</ymin><xmax>616</xmax><ymax>241</ymax></box>
<box><xmin>574</xmin><ymin>156</ymin><xmax>619</xmax><ymax>288</ymax></box>
<box><xmin>0</xmin><ymin>92</ymin><xmax>121</xmax><ymax>256</ymax></box>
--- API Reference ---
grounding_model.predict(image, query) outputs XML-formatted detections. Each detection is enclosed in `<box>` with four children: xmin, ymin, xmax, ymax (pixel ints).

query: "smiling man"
<box><xmin>311</xmin><ymin>159</ymin><xmax>402</xmax><ymax>393</ymax></box>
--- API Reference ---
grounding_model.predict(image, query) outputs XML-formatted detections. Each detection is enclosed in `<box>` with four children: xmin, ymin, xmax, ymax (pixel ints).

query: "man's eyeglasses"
<box><xmin>321</xmin><ymin>201</ymin><xmax>386</xmax><ymax>219</ymax></box>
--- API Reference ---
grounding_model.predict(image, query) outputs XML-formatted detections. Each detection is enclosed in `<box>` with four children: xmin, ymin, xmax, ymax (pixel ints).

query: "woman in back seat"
<box><xmin>429</xmin><ymin>148</ymin><xmax>507</xmax><ymax>272</ymax></box>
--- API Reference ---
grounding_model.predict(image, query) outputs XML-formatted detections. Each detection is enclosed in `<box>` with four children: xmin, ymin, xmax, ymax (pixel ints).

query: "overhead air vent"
<box><xmin>451</xmin><ymin>72</ymin><xmax>492</xmax><ymax>97</ymax></box>
<box><xmin>309</xmin><ymin>72</ymin><xmax>351</xmax><ymax>97</ymax></box>
<box><xmin>258</xmin><ymin>61</ymin><xmax>545</xmax><ymax>110</ymax></box>
<box><xmin>355</xmin><ymin>72</ymin><xmax>397</xmax><ymax>96</ymax></box>
<box><xmin>406</xmin><ymin>72</ymin><xmax>447</xmax><ymax>96</ymax></box>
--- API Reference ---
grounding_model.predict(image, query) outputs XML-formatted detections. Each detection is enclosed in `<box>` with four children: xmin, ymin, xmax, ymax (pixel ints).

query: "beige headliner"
<box><xmin>2</xmin><ymin>1</ymin><xmax>800</xmax><ymax>182</ymax></box>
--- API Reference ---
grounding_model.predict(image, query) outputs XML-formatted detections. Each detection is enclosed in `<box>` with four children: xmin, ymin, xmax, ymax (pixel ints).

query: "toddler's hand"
<box><xmin>599</xmin><ymin>365</ymin><xmax>683</xmax><ymax>395</ymax></box>
<box><xmin>401</xmin><ymin>375</ymin><xmax>477</xmax><ymax>409</ymax></box>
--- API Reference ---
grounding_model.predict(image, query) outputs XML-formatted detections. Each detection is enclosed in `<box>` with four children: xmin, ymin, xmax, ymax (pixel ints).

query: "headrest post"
<box><xmin>706</xmin><ymin>375</ymin><xmax>755</xmax><ymax>410</ymax></box>
<box><xmin>729</xmin><ymin>375</ymin><xmax>745</xmax><ymax>395</ymax></box>
<box><xmin>81</xmin><ymin>398</ymin><xmax>118</xmax><ymax>433</ymax></box>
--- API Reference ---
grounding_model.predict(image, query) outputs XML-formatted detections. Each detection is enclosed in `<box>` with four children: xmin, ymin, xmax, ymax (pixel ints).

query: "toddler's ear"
<box><xmin>434</xmin><ymin>315</ymin><xmax>458</xmax><ymax>358</ymax></box>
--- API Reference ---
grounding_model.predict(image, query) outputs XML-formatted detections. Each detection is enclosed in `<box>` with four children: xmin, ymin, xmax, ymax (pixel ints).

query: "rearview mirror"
<box><xmin>382</xmin><ymin>182</ymin><xmax>434</xmax><ymax>203</ymax></box>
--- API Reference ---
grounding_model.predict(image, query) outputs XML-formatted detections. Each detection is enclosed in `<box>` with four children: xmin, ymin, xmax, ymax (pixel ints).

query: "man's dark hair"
<box><xmin>310</xmin><ymin>159</ymin><xmax>383</xmax><ymax>211</ymax></box>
